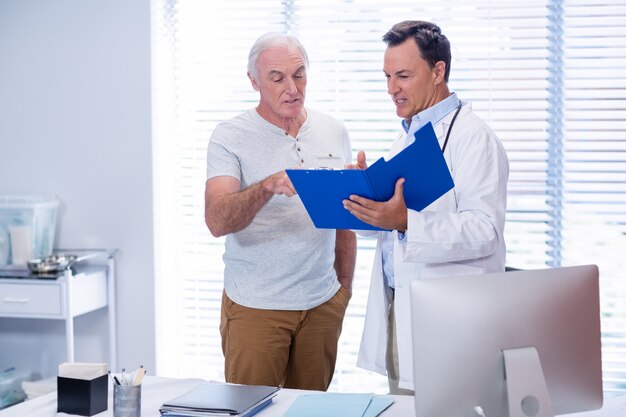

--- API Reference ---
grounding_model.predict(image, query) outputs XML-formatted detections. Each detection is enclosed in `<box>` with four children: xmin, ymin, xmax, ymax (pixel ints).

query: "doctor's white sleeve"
<box><xmin>401</xmin><ymin>127</ymin><xmax>509</xmax><ymax>264</ymax></box>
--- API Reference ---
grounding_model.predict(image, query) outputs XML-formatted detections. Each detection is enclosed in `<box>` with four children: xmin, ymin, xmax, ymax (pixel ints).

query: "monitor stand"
<box><xmin>503</xmin><ymin>347</ymin><xmax>555</xmax><ymax>417</ymax></box>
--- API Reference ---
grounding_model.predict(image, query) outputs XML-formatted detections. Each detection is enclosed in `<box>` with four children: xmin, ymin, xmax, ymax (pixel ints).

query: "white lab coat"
<box><xmin>356</xmin><ymin>102</ymin><xmax>509</xmax><ymax>390</ymax></box>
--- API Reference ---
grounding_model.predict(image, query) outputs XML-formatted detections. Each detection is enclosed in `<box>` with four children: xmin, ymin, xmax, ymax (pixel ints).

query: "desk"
<box><xmin>0</xmin><ymin>376</ymin><xmax>624</xmax><ymax>417</ymax></box>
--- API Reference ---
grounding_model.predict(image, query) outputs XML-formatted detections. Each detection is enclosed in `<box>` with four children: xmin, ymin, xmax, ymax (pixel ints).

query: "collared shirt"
<box><xmin>382</xmin><ymin>93</ymin><xmax>460</xmax><ymax>289</ymax></box>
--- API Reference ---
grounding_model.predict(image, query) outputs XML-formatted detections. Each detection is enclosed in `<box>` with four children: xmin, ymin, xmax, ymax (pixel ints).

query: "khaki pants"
<box><xmin>220</xmin><ymin>287</ymin><xmax>350</xmax><ymax>391</ymax></box>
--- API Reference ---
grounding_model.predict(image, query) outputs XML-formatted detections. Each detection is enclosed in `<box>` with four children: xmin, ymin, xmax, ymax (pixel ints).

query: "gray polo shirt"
<box><xmin>206</xmin><ymin>108</ymin><xmax>352</xmax><ymax>310</ymax></box>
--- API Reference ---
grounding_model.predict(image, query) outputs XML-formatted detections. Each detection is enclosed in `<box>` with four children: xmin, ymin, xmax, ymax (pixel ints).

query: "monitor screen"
<box><xmin>410</xmin><ymin>265</ymin><xmax>603</xmax><ymax>417</ymax></box>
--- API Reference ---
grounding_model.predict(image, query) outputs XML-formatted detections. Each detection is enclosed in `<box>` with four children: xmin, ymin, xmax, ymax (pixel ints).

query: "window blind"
<box><xmin>152</xmin><ymin>0</ymin><xmax>289</xmax><ymax>382</ymax></box>
<box><xmin>153</xmin><ymin>0</ymin><xmax>626</xmax><ymax>395</ymax></box>
<box><xmin>561</xmin><ymin>0</ymin><xmax>626</xmax><ymax>394</ymax></box>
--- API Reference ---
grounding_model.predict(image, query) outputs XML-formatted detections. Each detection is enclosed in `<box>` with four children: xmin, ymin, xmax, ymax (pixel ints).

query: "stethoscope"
<box><xmin>441</xmin><ymin>102</ymin><xmax>463</xmax><ymax>154</ymax></box>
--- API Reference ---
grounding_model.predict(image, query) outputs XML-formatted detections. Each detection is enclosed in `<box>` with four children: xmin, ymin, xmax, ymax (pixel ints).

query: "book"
<box><xmin>159</xmin><ymin>382</ymin><xmax>279</xmax><ymax>417</ymax></box>
<box><xmin>286</xmin><ymin>122</ymin><xmax>454</xmax><ymax>230</ymax></box>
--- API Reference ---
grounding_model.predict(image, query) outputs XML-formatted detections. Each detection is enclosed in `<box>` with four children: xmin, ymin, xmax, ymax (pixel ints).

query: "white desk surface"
<box><xmin>0</xmin><ymin>376</ymin><xmax>624</xmax><ymax>417</ymax></box>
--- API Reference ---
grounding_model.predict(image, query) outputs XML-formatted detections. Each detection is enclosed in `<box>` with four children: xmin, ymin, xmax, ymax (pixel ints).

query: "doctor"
<box><xmin>343</xmin><ymin>20</ymin><xmax>509</xmax><ymax>393</ymax></box>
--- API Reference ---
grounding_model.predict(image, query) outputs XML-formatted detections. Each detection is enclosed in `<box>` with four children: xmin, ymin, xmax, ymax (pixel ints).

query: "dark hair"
<box><xmin>382</xmin><ymin>20</ymin><xmax>451</xmax><ymax>82</ymax></box>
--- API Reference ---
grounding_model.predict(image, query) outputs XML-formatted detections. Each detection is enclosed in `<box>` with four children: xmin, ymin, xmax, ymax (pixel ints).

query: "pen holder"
<box><xmin>113</xmin><ymin>384</ymin><xmax>141</xmax><ymax>417</ymax></box>
<box><xmin>57</xmin><ymin>374</ymin><xmax>108</xmax><ymax>416</ymax></box>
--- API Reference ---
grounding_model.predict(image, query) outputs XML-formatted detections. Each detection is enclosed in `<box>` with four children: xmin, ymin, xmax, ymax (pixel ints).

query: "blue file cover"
<box><xmin>282</xmin><ymin>393</ymin><xmax>394</xmax><ymax>417</ymax></box>
<box><xmin>286</xmin><ymin>122</ymin><xmax>454</xmax><ymax>230</ymax></box>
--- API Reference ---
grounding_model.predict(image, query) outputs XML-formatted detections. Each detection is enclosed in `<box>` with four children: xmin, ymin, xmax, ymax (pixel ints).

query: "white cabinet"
<box><xmin>0</xmin><ymin>252</ymin><xmax>117</xmax><ymax>371</ymax></box>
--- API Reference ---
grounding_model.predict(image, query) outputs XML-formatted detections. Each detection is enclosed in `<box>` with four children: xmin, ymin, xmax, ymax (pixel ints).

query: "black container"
<box><xmin>57</xmin><ymin>374</ymin><xmax>108</xmax><ymax>416</ymax></box>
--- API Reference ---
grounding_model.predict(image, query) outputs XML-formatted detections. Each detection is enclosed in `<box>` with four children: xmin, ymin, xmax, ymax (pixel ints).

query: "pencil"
<box><xmin>132</xmin><ymin>367</ymin><xmax>146</xmax><ymax>386</ymax></box>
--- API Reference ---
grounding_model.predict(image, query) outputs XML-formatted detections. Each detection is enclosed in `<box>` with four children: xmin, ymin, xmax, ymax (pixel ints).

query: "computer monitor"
<box><xmin>410</xmin><ymin>265</ymin><xmax>603</xmax><ymax>417</ymax></box>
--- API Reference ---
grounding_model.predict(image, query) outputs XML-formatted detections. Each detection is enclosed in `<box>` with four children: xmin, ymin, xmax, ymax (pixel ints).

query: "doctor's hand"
<box><xmin>343</xmin><ymin>178</ymin><xmax>408</xmax><ymax>231</ymax></box>
<box><xmin>345</xmin><ymin>150</ymin><xmax>368</xmax><ymax>170</ymax></box>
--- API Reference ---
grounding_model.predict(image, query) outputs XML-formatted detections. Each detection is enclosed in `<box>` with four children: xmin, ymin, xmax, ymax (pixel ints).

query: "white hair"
<box><xmin>247</xmin><ymin>32</ymin><xmax>309</xmax><ymax>81</ymax></box>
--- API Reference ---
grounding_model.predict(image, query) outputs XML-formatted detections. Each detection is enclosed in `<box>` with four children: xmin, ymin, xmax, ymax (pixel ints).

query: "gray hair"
<box><xmin>247</xmin><ymin>32</ymin><xmax>309</xmax><ymax>81</ymax></box>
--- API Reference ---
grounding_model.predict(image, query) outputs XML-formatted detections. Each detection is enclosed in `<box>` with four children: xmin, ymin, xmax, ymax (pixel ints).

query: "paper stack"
<box><xmin>58</xmin><ymin>362</ymin><xmax>108</xmax><ymax>380</ymax></box>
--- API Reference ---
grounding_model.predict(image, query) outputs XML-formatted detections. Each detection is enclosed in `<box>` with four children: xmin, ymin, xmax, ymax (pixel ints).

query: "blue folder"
<box><xmin>286</xmin><ymin>122</ymin><xmax>454</xmax><ymax>230</ymax></box>
<box><xmin>282</xmin><ymin>393</ymin><xmax>394</xmax><ymax>417</ymax></box>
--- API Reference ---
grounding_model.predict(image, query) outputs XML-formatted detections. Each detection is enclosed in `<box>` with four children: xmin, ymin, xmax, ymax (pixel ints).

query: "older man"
<box><xmin>204</xmin><ymin>32</ymin><xmax>356</xmax><ymax>390</ymax></box>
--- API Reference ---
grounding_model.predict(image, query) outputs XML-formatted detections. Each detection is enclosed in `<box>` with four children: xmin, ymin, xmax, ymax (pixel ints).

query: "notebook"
<box><xmin>159</xmin><ymin>382</ymin><xmax>279</xmax><ymax>417</ymax></box>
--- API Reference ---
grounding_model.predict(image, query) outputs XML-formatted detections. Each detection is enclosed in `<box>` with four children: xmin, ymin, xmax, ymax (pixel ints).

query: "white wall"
<box><xmin>0</xmin><ymin>0</ymin><xmax>155</xmax><ymax>377</ymax></box>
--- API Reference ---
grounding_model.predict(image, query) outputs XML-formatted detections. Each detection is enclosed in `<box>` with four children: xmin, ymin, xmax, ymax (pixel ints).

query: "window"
<box><xmin>153</xmin><ymin>0</ymin><xmax>626</xmax><ymax>394</ymax></box>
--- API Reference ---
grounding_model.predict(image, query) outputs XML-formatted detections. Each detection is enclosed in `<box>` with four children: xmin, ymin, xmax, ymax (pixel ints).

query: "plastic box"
<box><xmin>0</xmin><ymin>368</ymin><xmax>28</xmax><ymax>409</ymax></box>
<box><xmin>0</xmin><ymin>194</ymin><xmax>60</xmax><ymax>266</ymax></box>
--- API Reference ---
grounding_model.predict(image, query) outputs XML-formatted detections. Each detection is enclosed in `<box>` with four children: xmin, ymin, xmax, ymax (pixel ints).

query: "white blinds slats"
<box><xmin>562</xmin><ymin>0</ymin><xmax>626</xmax><ymax>394</ymax></box>
<box><xmin>153</xmin><ymin>0</ymin><xmax>626</xmax><ymax>395</ymax></box>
